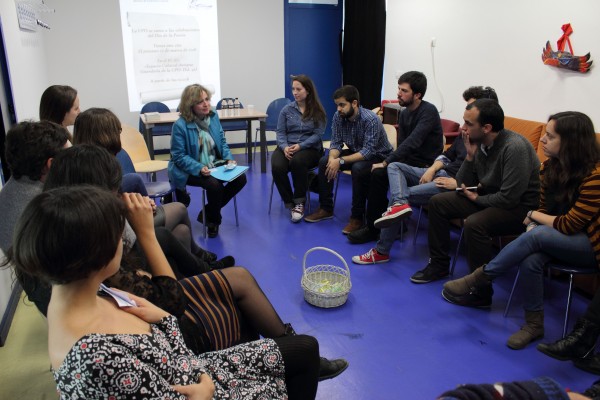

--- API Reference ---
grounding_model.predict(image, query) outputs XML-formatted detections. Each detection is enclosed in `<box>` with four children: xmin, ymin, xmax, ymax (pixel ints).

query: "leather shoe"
<box><xmin>441</xmin><ymin>285</ymin><xmax>493</xmax><ymax>309</ymax></box>
<box><xmin>207</xmin><ymin>224</ymin><xmax>219</xmax><ymax>238</ymax></box>
<box><xmin>410</xmin><ymin>264</ymin><xmax>449</xmax><ymax>284</ymax></box>
<box><xmin>318</xmin><ymin>357</ymin><xmax>348</xmax><ymax>381</ymax></box>
<box><xmin>193</xmin><ymin>247</ymin><xmax>217</xmax><ymax>263</ymax></box>
<box><xmin>347</xmin><ymin>226</ymin><xmax>379</xmax><ymax>244</ymax></box>
<box><xmin>574</xmin><ymin>353</ymin><xmax>600</xmax><ymax>375</ymax></box>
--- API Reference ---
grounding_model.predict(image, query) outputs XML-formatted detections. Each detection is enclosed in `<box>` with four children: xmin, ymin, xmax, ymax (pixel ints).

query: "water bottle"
<box><xmin>227</xmin><ymin>98</ymin><xmax>234</xmax><ymax>116</ymax></box>
<box><xmin>233</xmin><ymin>98</ymin><xmax>240</xmax><ymax>116</ymax></box>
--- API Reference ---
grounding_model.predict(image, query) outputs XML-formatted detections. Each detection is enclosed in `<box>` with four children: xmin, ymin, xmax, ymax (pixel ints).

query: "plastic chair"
<box><xmin>121</xmin><ymin>124</ymin><xmax>169</xmax><ymax>181</ymax></box>
<box><xmin>216</xmin><ymin>98</ymin><xmax>249</xmax><ymax>133</ymax></box>
<box><xmin>116</xmin><ymin>149</ymin><xmax>173</xmax><ymax>202</ymax></box>
<box><xmin>503</xmin><ymin>263</ymin><xmax>599</xmax><ymax>338</ymax></box>
<box><xmin>139</xmin><ymin>102</ymin><xmax>172</xmax><ymax>136</ymax></box>
<box><xmin>253</xmin><ymin>97</ymin><xmax>291</xmax><ymax>158</ymax></box>
<box><xmin>441</xmin><ymin>119</ymin><xmax>460</xmax><ymax>146</ymax></box>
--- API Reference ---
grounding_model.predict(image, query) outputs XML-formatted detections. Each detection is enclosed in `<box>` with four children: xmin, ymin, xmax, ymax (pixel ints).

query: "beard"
<box><xmin>342</xmin><ymin>107</ymin><xmax>355</xmax><ymax>119</ymax></box>
<box><xmin>398</xmin><ymin>96</ymin><xmax>413</xmax><ymax>108</ymax></box>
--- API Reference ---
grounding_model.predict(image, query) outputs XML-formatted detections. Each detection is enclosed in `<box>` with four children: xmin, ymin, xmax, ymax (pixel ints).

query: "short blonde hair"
<box><xmin>179</xmin><ymin>84</ymin><xmax>212</xmax><ymax>122</ymax></box>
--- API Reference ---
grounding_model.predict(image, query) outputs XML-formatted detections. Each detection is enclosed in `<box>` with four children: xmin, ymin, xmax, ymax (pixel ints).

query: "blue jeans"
<box><xmin>387</xmin><ymin>162</ymin><xmax>449</xmax><ymax>206</ymax></box>
<box><xmin>375</xmin><ymin>163</ymin><xmax>450</xmax><ymax>254</ymax></box>
<box><xmin>483</xmin><ymin>225</ymin><xmax>597</xmax><ymax>311</ymax></box>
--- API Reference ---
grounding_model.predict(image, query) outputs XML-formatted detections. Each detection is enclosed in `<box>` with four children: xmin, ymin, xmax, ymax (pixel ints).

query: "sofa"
<box><xmin>504</xmin><ymin>116</ymin><xmax>548</xmax><ymax>162</ymax></box>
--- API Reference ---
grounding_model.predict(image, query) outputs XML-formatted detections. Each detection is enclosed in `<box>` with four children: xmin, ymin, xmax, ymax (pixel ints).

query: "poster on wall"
<box><xmin>119</xmin><ymin>0</ymin><xmax>221</xmax><ymax>111</ymax></box>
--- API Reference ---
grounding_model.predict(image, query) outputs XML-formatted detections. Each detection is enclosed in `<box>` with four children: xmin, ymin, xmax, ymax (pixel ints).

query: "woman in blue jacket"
<box><xmin>169</xmin><ymin>84</ymin><xmax>247</xmax><ymax>238</ymax></box>
<box><xmin>271</xmin><ymin>75</ymin><xmax>326</xmax><ymax>223</ymax></box>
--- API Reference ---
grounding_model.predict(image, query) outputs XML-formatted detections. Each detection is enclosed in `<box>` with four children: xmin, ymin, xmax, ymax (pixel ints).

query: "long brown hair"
<box><xmin>292</xmin><ymin>75</ymin><xmax>326</xmax><ymax>126</ymax></box>
<box><xmin>179</xmin><ymin>84</ymin><xmax>211</xmax><ymax>123</ymax></box>
<box><xmin>544</xmin><ymin>111</ymin><xmax>600</xmax><ymax>205</ymax></box>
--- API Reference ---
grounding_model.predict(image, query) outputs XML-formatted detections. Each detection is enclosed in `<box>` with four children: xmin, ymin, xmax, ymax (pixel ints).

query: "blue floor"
<box><xmin>160</xmin><ymin>153</ymin><xmax>596</xmax><ymax>399</ymax></box>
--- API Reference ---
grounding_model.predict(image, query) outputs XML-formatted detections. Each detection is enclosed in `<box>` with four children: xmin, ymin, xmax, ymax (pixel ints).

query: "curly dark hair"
<box><xmin>5</xmin><ymin>186</ymin><xmax>126</xmax><ymax>285</ymax></box>
<box><xmin>543</xmin><ymin>111</ymin><xmax>600</xmax><ymax>205</ymax></box>
<box><xmin>462</xmin><ymin>86</ymin><xmax>499</xmax><ymax>102</ymax></box>
<box><xmin>398</xmin><ymin>71</ymin><xmax>427</xmax><ymax>99</ymax></box>
<box><xmin>4</xmin><ymin>121</ymin><xmax>70</xmax><ymax>180</ymax></box>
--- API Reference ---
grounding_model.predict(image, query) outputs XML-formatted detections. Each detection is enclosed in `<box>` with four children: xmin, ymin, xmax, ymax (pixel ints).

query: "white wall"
<box><xmin>42</xmin><ymin>0</ymin><xmax>285</xmax><ymax>147</ymax></box>
<box><xmin>384</xmin><ymin>0</ymin><xmax>600</xmax><ymax>126</ymax></box>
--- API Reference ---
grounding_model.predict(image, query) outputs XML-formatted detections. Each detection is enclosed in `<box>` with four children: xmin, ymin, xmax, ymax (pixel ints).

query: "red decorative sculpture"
<box><xmin>542</xmin><ymin>23</ymin><xmax>592</xmax><ymax>73</ymax></box>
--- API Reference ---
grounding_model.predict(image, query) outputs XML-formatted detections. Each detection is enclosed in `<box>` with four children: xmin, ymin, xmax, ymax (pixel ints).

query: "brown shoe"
<box><xmin>342</xmin><ymin>218</ymin><xmax>363</xmax><ymax>235</ymax></box>
<box><xmin>304</xmin><ymin>208</ymin><xmax>334</xmax><ymax>223</ymax></box>
<box><xmin>442</xmin><ymin>266</ymin><xmax>491</xmax><ymax>296</ymax></box>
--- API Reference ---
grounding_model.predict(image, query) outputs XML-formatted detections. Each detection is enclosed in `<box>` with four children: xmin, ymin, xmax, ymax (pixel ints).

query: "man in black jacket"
<box><xmin>348</xmin><ymin>71</ymin><xmax>443</xmax><ymax>244</ymax></box>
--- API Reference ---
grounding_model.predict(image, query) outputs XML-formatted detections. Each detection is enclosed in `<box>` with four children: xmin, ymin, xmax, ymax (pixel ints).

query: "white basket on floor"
<box><xmin>301</xmin><ymin>247</ymin><xmax>351</xmax><ymax>308</ymax></box>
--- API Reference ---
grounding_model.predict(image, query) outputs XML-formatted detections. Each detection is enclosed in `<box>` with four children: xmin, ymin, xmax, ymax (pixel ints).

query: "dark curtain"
<box><xmin>342</xmin><ymin>0</ymin><xmax>386</xmax><ymax>110</ymax></box>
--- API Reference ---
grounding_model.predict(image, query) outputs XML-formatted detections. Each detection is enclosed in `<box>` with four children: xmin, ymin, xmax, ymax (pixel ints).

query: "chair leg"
<box><xmin>564</xmin><ymin>273</ymin><xmax>575</xmax><ymax>338</ymax></box>
<box><xmin>234</xmin><ymin>196</ymin><xmax>239</xmax><ymax>227</ymax></box>
<box><xmin>202</xmin><ymin>189</ymin><xmax>207</xmax><ymax>238</ymax></box>
<box><xmin>504</xmin><ymin>269</ymin><xmax>521</xmax><ymax>317</ymax></box>
<box><xmin>450</xmin><ymin>227</ymin><xmax>464</xmax><ymax>276</ymax></box>
<box><xmin>412</xmin><ymin>207</ymin><xmax>423</xmax><ymax>246</ymax></box>
<box><xmin>333</xmin><ymin>173</ymin><xmax>340</xmax><ymax>211</ymax></box>
<box><xmin>268</xmin><ymin>180</ymin><xmax>275</xmax><ymax>215</ymax></box>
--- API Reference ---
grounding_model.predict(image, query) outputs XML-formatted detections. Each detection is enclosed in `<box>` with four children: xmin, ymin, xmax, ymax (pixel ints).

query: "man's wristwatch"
<box><xmin>339</xmin><ymin>157</ymin><xmax>345</xmax><ymax>165</ymax></box>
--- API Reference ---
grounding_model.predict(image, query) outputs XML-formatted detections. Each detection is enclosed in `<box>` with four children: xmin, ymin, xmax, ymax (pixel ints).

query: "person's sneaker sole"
<box><xmin>441</xmin><ymin>289</ymin><xmax>492</xmax><ymax>309</ymax></box>
<box><xmin>374</xmin><ymin>208</ymin><xmax>413</xmax><ymax>229</ymax></box>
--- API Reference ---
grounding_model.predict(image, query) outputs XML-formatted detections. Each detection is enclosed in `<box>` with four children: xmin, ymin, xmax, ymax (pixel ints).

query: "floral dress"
<box><xmin>53</xmin><ymin>315</ymin><xmax>287</xmax><ymax>399</ymax></box>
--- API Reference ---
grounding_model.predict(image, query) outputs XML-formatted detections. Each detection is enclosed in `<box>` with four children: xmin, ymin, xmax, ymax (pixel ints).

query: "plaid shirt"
<box><xmin>330</xmin><ymin>107</ymin><xmax>393</xmax><ymax>160</ymax></box>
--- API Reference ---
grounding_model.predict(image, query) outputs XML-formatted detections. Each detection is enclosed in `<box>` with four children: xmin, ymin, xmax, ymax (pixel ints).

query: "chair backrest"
<box><xmin>264</xmin><ymin>97</ymin><xmax>291</xmax><ymax>131</ymax></box>
<box><xmin>115</xmin><ymin>149</ymin><xmax>136</xmax><ymax>174</ymax></box>
<box><xmin>440</xmin><ymin>118</ymin><xmax>460</xmax><ymax>134</ymax></box>
<box><xmin>217</xmin><ymin>98</ymin><xmax>248</xmax><ymax>131</ymax></box>
<box><xmin>121</xmin><ymin>124</ymin><xmax>152</xmax><ymax>164</ymax></box>
<box><xmin>216</xmin><ymin>98</ymin><xmax>245</xmax><ymax>109</ymax></box>
<box><xmin>139</xmin><ymin>102</ymin><xmax>172</xmax><ymax>135</ymax></box>
<box><xmin>383</xmin><ymin>124</ymin><xmax>397</xmax><ymax>150</ymax></box>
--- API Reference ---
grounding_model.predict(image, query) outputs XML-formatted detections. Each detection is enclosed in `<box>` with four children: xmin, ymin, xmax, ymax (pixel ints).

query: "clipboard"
<box><xmin>209</xmin><ymin>164</ymin><xmax>249</xmax><ymax>182</ymax></box>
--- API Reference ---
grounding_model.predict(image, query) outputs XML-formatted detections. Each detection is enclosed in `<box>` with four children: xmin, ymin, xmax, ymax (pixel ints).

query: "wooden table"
<box><xmin>139</xmin><ymin>108</ymin><xmax>269</xmax><ymax>172</ymax></box>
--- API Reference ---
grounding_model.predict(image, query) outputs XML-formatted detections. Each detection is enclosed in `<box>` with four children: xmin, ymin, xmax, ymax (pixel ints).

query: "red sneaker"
<box><xmin>352</xmin><ymin>248</ymin><xmax>390</xmax><ymax>265</ymax></box>
<box><xmin>374</xmin><ymin>203</ymin><xmax>412</xmax><ymax>229</ymax></box>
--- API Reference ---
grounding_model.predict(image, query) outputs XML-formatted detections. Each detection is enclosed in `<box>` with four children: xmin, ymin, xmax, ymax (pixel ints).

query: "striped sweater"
<box><xmin>539</xmin><ymin>161</ymin><xmax>600</xmax><ymax>266</ymax></box>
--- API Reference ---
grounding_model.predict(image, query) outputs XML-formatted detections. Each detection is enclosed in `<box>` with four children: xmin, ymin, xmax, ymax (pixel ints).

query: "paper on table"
<box><xmin>208</xmin><ymin>165</ymin><xmax>249</xmax><ymax>182</ymax></box>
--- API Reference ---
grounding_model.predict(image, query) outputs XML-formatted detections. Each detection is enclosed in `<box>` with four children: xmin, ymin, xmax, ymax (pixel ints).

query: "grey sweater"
<box><xmin>0</xmin><ymin>177</ymin><xmax>43</xmax><ymax>252</ymax></box>
<box><xmin>456</xmin><ymin>129</ymin><xmax>540</xmax><ymax>209</ymax></box>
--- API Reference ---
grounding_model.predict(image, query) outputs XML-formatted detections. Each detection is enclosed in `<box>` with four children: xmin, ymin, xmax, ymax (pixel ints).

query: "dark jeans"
<box><xmin>271</xmin><ymin>147</ymin><xmax>321</xmax><ymax>205</ymax></box>
<box><xmin>427</xmin><ymin>191</ymin><xmax>527</xmax><ymax>272</ymax></box>
<box><xmin>316</xmin><ymin>150</ymin><xmax>382</xmax><ymax>218</ymax></box>
<box><xmin>187</xmin><ymin>173</ymin><xmax>247</xmax><ymax>225</ymax></box>
<box><xmin>365</xmin><ymin>167</ymin><xmax>390</xmax><ymax>229</ymax></box>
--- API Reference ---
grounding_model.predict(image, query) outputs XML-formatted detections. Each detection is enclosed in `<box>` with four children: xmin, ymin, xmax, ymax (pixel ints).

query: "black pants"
<box><xmin>272</xmin><ymin>335</ymin><xmax>319</xmax><ymax>400</ymax></box>
<box><xmin>186</xmin><ymin>173</ymin><xmax>247</xmax><ymax>225</ymax></box>
<box><xmin>316</xmin><ymin>150</ymin><xmax>382</xmax><ymax>218</ymax></box>
<box><xmin>585</xmin><ymin>289</ymin><xmax>600</xmax><ymax>326</ymax></box>
<box><xmin>365</xmin><ymin>167</ymin><xmax>390</xmax><ymax>229</ymax></box>
<box><xmin>427</xmin><ymin>191</ymin><xmax>527</xmax><ymax>272</ymax></box>
<box><xmin>271</xmin><ymin>147</ymin><xmax>321</xmax><ymax>205</ymax></box>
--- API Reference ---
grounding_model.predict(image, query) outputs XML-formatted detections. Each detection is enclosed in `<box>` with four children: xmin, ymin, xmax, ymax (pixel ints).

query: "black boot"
<box><xmin>583</xmin><ymin>378</ymin><xmax>600</xmax><ymax>399</ymax></box>
<box><xmin>537</xmin><ymin>318</ymin><xmax>600</xmax><ymax>361</ymax></box>
<box><xmin>193</xmin><ymin>247</ymin><xmax>217</xmax><ymax>263</ymax></box>
<box><xmin>209</xmin><ymin>256</ymin><xmax>235</xmax><ymax>270</ymax></box>
<box><xmin>575</xmin><ymin>353</ymin><xmax>600</xmax><ymax>375</ymax></box>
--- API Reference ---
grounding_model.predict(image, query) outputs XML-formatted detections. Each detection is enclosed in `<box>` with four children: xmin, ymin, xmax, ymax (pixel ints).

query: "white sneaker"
<box><xmin>291</xmin><ymin>203</ymin><xmax>304</xmax><ymax>223</ymax></box>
